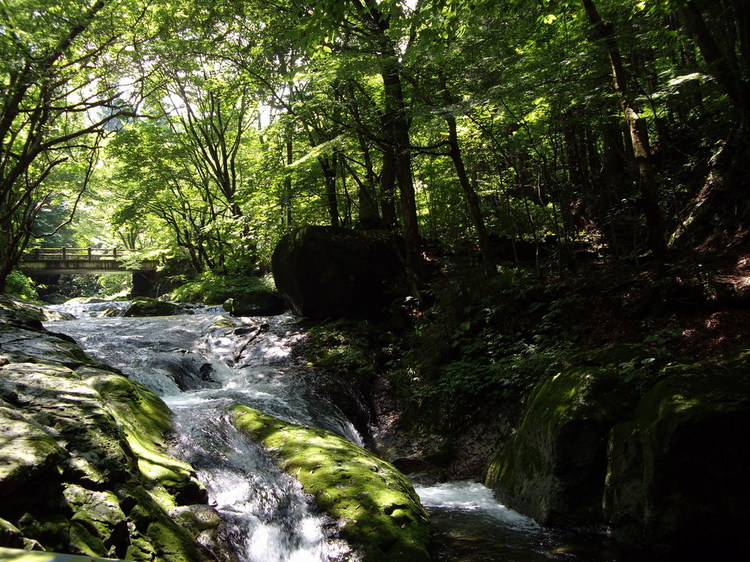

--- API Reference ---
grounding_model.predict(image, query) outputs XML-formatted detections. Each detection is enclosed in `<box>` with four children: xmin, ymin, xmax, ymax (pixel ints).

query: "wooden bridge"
<box><xmin>19</xmin><ymin>248</ymin><xmax>159</xmax><ymax>275</ymax></box>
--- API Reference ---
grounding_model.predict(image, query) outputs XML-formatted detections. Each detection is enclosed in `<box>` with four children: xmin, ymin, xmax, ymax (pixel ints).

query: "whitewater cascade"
<box><xmin>46</xmin><ymin>304</ymin><xmax>607</xmax><ymax>562</ymax></box>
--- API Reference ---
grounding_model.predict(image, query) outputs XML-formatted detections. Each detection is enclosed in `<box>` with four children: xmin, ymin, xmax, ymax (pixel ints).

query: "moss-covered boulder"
<box><xmin>485</xmin><ymin>360</ymin><xmax>640</xmax><ymax>526</ymax></box>
<box><xmin>271</xmin><ymin>226</ymin><xmax>403</xmax><ymax>318</ymax></box>
<box><xmin>223</xmin><ymin>289</ymin><xmax>285</xmax><ymax>316</ymax></box>
<box><xmin>0</xmin><ymin>295</ymin><xmax>214</xmax><ymax>560</ymax></box>
<box><xmin>123</xmin><ymin>297</ymin><xmax>179</xmax><ymax>317</ymax></box>
<box><xmin>605</xmin><ymin>356</ymin><xmax>750</xmax><ymax>557</ymax></box>
<box><xmin>230</xmin><ymin>405</ymin><xmax>431</xmax><ymax>561</ymax></box>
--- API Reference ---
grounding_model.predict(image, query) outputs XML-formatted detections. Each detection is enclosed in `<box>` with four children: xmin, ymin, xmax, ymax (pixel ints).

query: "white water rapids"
<box><xmin>45</xmin><ymin>304</ymin><xmax>638</xmax><ymax>562</ymax></box>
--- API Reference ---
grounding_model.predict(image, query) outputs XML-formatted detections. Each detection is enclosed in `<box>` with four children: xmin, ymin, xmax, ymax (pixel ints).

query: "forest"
<box><xmin>2</xmin><ymin>0</ymin><xmax>748</xmax><ymax>295</ymax></box>
<box><xmin>2</xmin><ymin>0</ymin><xmax>750</xmax><ymax>560</ymax></box>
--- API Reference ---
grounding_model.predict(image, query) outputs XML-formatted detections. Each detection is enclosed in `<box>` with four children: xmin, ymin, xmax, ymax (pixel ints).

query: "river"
<box><xmin>45</xmin><ymin>303</ymin><xmax>647</xmax><ymax>561</ymax></box>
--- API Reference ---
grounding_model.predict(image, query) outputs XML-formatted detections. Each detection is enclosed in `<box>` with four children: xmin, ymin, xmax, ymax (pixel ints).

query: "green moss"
<box><xmin>63</xmin><ymin>485</ymin><xmax>127</xmax><ymax>556</ymax></box>
<box><xmin>0</xmin><ymin>407</ymin><xmax>66</xmax><ymax>495</ymax></box>
<box><xmin>603</xmin><ymin>353</ymin><xmax>750</xmax><ymax>548</ymax></box>
<box><xmin>84</xmin><ymin>371</ymin><xmax>206</xmax><ymax>508</ymax></box>
<box><xmin>486</xmin><ymin>364</ymin><xmax>640</xmax><ymax>525</ymax></box>
<box><xmin>230</xmin><ymin>405</ymin><xmax>431</xmax><ymax>561</ymax></box>
<box><xmin>0</xmin><ymin>547</ymin><xmax>124</xmax><ymax>561</ymax></box>
<box><xmin>123</xmin><ymin>298</ymin><xmax>179</xmax><ymax>317</ymax></box>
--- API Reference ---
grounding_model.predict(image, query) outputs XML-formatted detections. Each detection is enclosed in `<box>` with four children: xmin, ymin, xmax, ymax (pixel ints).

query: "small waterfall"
<box><xmin>47</xmin><ymin>307</ymin><xmax>358</xmax><ymax>561</ymax></box>
<box><xmin>46</xmin><ymin>302</ymin><xmax>638</xmax><ymax>562</ymax></box>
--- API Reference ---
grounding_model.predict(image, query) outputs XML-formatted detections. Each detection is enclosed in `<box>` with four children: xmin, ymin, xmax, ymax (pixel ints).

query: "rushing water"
<box><xmin>45</xmin><ymin>303</ymin><xmax>646</xmax><ymax>562</ymax></box>
<box><xmin>47</xmin><ymin>307</ymin><xmax>356</xmax><ymax>561</ymax></box>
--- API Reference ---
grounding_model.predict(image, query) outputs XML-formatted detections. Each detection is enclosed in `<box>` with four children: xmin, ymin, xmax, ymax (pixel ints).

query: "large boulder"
<box><xmin>485</xmin><ymin>355</ymin><xmax>639</xmax><ymax>526</ymax></box>
<box><xmin>231</xmin><ymin>405</ymin><xmax>432</xmax><ymax>561</ymax></box>
<box><xmin>605</xmin><ymin>358</ymin><xmax>750</xmax><ymax>558</ymax></box>
<box><xmin>272</xmin><ymin>226</ymin><xmax>403</xmax><ymax>319</ymax></box>
<box><xmin>486</xmin><ymin>347</ymin><xmax>750</xmax><ymax>557</ymax></box>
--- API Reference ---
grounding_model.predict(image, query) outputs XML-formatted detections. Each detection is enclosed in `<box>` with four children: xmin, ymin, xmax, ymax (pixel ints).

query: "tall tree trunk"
<box><xmin>352</xmin><ymin>0</ymin><xmax>423</xmax><ymax>285</ymax></box>
<box><xmin>283</xmin><ymin>131</ymin><xmax>294</xmax><ymax>228</ymax></box>
<box><xmin>319</xmin><ymin>155</ymin><xmax>340</xmax><ymax>227</ymax></box>
<box><xmin>380</xmin><ymin>54</ymin><xmax>423</xmax><ymax>283</ymax></box>
<box><xmin>356</xmin><ymin>142</ymin><xmax>382</xmax><ymax>229</ymax></box>
<box><xmin>679</xmin><ymin>1</ymin><xmax>750</xmax><ymax>130</ymax></box>
<box><xmin>379</xmin><ymin>139</ymin><xmax>399</xmax><ymax>228</ymax></box>
<box><xmin>445</xmin><ymin>112</ymin><xmax>496</xmax><ymax>271</ymax></box>
<box><xmin>582</xmin><ymin>0</ymin><xmax>667</xmax><ymax>261</ymax></box>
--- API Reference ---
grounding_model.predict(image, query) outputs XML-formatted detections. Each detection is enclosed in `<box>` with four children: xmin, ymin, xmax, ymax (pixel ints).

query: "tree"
<box><xmin>0</xmin><ymin>0</ymin><xmax>140</xmax><ymax>291</ymax></box>
<box><xmin>581</xmin><ymin>0</ymin><xmax>667</xmax><ymax>260</ymax></box>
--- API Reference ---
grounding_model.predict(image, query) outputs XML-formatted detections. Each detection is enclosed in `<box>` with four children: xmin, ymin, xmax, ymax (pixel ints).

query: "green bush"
<box><xmin>5</xmin><ymin>270</ymin><xmax>39</xmax><ymax>301</ymax></box>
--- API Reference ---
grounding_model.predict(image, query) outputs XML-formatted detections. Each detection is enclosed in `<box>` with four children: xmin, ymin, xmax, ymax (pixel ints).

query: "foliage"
<box><xmin>306</xmin><ymin>320</ymin><xmax>385</xmax><ymax>384</ymax></box>
<box><xmin>167</xmin><ymin>271</ymin><xmax>275</xmax><ymax>304</ymax></box>
<box><xmin>5</xmin><ymin>270</ymin><xmax>39</xmax><ymax>301</ymax></box>
<box><xmin>2</xmin><ymin>0</ymin><xmax>747</xmax><ymax>302</ymax></box>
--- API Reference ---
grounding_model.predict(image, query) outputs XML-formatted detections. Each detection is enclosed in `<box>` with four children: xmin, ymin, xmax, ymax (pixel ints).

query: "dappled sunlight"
<box><xmin>231</xmin><ymin>405</ymin><xmax>431</xmax><ymax>560</ymax></box>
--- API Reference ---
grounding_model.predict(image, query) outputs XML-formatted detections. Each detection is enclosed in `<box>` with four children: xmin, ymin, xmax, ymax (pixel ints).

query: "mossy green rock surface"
<box><xmin>605</xmin><ymin>356</ymin><xmax>750</xmax><ymax>556</ymax></box>
<box><xmin>0</xmin><ymin>546</ymin><xmax>124</xmax><ymax>561</ymax></box>
<box><xmin>230</xmin><ymin>404</ymin><xmax>431</xmax><ymax>561</ymax></box>
<box><xmin>486</xmin><ymin>345</ymin><xmax>750</xmax><ymax>557</ymax></box>
<box><xmin>0</xmin><ymin>296</ymin><xmax>211</xmax><ymax>560</ymax></box>
<box><xmin>485</xmin><ymin>361</ymin><xmax>638</xmax><ymax>526</ymax></box>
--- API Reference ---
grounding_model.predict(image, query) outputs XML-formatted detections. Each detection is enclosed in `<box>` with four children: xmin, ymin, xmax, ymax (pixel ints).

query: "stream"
<box><xmin>45</xmin><ymin>303</ymin><xmax>642</xmax><ymax>561</ymax></box>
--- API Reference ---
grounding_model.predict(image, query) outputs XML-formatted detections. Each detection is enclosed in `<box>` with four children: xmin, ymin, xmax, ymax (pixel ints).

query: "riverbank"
<box><xmin>301</xmin><ymin>256</ymin><xmax>750</xmax><ymax>559</ymax></box>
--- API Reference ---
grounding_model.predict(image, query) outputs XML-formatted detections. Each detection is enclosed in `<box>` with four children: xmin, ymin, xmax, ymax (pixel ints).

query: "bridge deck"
<box><xmin>19</xmin><ymin>248</ymin><xmax>158</xmax><ymax>275</ymax></box>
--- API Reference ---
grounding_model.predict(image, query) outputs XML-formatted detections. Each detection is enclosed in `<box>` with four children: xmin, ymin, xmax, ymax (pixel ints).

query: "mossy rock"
<box><xmin>83</xmin><ymin>370</ymin><xmax>207</xmax><ymax>506</ymax></box>
<box><xmin>0</xmin><ymin>295</ymin><xmax>45</xmax><ymax>330</ymax></box>
<box><xmin>0</xmin><ymin>547</ymin><xmax>126</xmax><ymax>561</ymax></box>
<box><xmin>605</xmin><ymin>355</ymin><xmax>750</xmax><ymax>557</ymax></box>
<box><xmin>485</xmin><ymin>364</ymin><xmax>640</xmax><ymax>526</ymax></box>
<box><xmin>230</xmin><ymin>405</ymin><xmax>431</xmax><ymax>561</ymax></box>
<box><xmin>0</xmin><ymin>301</ymin><xmax>209</xmax><ymax>561</ymax></box>
<box><xmin>123</xmin><ymin>298</ymin><xmax>179</xmax><ymax>317</ymax></box>
<box><xmin>0</xmin><ymin>407</ymin><xmax>66</xmax><ymax>497</ymax></box>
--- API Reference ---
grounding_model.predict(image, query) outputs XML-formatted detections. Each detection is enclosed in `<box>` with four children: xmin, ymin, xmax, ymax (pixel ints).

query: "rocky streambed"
<box><xmin>0</xmin><ymin>296</ymin><xmax>431</xmax><ymax>561</ymax></box>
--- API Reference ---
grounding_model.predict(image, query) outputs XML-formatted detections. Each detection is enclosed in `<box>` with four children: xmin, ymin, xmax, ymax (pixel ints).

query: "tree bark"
<box><xmin>352</xmin><ymin>0</ymin><xmax>424</xmax><ymax>285</ymax></box>
<box><xmin>581</xmin><ymin>0</ymin><xmax>667</xmax><ymax>261</ymax></box>
<box><xmin>445</xmin><ymin>111</ymin><xmax>495</xmax><ymax>271</ymax></box>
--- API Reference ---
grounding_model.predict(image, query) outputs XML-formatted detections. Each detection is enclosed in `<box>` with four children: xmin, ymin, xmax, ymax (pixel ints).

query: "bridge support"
<box><xmin>131</xmin><ymin>270</ymin><xmax>158</xmax><ymax>298</ymax></box>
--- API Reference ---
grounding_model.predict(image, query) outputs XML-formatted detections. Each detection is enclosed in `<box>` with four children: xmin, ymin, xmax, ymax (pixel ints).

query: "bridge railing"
<box><xmin>23</xmin><ymin>248</ymin><xmax>141</xmax><ymax>261</ymax></box>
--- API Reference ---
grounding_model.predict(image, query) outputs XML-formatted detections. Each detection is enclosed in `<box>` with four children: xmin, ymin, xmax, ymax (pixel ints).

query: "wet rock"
<box><xmin>0</xmin><ymin>295</ymin><xmax>207</xmax><ymax>561</ymax></box>
<box><xmin>123</xmin><ymin>298</ymin><xmax>179</xmax><ymax>317</ymax></box>
<box><xmin>0</xmin><ymin>408</ymin><xmax>65</xmax><ymax>499</ymax></box>
<box><xmin>485</xmin><ymin>346</ymin><xmax>750</xmax><ymax>558</ymax></box>
<box><xmin>485</xmin><ymin>362</ymin><xmax>639</xmax><ymax>526</ymax></box>
<box><xmin>231</xmin><ymin>404</ymin><xmax>432</xmax><ymax>561</ymax></box>
<box><xmin>0</xmin><ymin>518</ymin><xmax>25</xmax><ymax>548</ymax></box>
<box><xmin>224</xmin><ymin>290</ymin><xmax>285</xmax><ymax>316</ymax></box>
<box><xmin>0</xmin><ymin>295</ymin><xmax>45</xmax><ymax>330</ymax></box>
<box><xmin>272</xmin><ymin>226</ymin><xmax>403</xmax><ymax>319</ymax></box>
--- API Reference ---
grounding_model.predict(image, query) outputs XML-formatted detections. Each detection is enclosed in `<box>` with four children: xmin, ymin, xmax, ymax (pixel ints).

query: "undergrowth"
<box><xmin>168</xmin><ymin>272</ymin><xmax>276</xmax><ymax>304</ymax></box>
